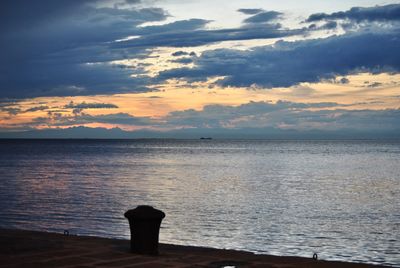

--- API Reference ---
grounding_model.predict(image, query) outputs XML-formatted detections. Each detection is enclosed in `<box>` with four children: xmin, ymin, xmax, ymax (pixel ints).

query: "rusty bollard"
<box><xmin>124</xmin><ymin>205</ymin><xmax>165</xmax><ymax>255</ymax></box>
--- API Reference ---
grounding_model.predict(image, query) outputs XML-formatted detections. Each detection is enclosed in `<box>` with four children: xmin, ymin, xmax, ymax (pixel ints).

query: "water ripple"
<box><xmin>0</xmin><ymin>139</ymin><xmax>399</xmax><ymax>266</ymax></box>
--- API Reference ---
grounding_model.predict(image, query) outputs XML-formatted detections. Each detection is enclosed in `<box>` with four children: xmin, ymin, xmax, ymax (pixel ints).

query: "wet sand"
<box><xmin>0</xmin><ymin>229</ymin><xmax>389</xmax><ymax>268</ymax></box>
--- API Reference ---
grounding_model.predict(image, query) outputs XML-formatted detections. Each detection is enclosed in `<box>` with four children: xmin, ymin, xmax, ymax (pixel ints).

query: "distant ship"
<box><xmin>200</xmin><ymin>137</ymin><xmax>212</xmax><ymax>140</ymax></box>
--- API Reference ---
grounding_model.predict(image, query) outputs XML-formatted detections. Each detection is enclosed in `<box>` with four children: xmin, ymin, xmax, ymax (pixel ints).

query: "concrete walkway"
<box><xmin>0</xmin><ymin>229</ymin><xmax>388</xmax><ymax>268</ymax></box>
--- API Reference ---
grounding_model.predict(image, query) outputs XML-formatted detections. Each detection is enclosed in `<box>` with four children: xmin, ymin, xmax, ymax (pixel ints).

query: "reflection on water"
<box><xmin>0</xmin><ymin>139</ymin><xmax>399</xmax><ymax>266</ymax></box>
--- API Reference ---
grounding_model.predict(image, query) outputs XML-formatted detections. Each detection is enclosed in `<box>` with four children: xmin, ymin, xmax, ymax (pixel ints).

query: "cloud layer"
<box><xmin>1</xmin><ymin>0</ymin><xmax>300</xmax><ymax>99</ymax></box>
<box><xmin>1</xmin><ymin>2</ymin><xmax>399</xmax><ymax>138</ymax></box>
<box><xmin>164</xmin><ymin>101</ymin><xmax>400</xmax><ymax>132</ymax></box>
<box><xmin>306</xmin><ymin>4</ymin><xmax>400</xmax><ymax>23</ymax></box>
<box><xmin>158</xmin><ymin>31</ymin><xmax>400</xmax><ymax>88</ymax></box>
<box><xmin>2</xmin><ymin>2</ymin><xmax>399</xmax><ymax>99</ymax></box>
<box><xmin>0</xmin><ymin>0</ymin><xmax>167</xmax><ymax>98</ymax></box>
<box><xmin>3</xmin><ymin>100</ymin><xmax>399</xmax><ymax>138</ymax></box>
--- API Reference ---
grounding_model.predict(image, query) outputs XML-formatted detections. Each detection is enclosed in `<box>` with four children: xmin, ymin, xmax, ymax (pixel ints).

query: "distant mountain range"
<box><xmin>1</xmin><ymin>126</ymin><xmax>399</xmax><ymax>140</ymax></box>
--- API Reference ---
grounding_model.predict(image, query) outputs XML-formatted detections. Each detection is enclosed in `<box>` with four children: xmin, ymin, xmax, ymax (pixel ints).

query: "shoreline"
<box><xmin>0</xmin><ymin>228</ymin><xmax>390</xmax><ymax>268</ymax></box>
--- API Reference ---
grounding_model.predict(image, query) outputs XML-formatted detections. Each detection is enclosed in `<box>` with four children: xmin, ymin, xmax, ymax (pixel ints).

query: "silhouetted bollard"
<box><xmin>124</xmin><ymin>205</ymin><xmax>165</xmax><ymax>255</ymax></box>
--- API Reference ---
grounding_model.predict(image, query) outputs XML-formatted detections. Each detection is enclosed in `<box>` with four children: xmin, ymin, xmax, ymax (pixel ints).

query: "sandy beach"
<box><xmin>0</xmin><ymin>229</ymin><xmax>390</xmax><ymax>268</ymax></box>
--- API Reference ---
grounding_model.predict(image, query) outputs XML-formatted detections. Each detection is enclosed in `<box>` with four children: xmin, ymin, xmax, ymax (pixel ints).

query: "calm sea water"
<box><xmin>0</xmin><ymin>139</ymin><xmax>399</xmax><ymax>266</ymax></box>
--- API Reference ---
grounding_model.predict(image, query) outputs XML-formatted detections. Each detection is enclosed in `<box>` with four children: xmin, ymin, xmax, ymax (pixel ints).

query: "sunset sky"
<box><xmin>1</xmin><ymin>0</ymin><xmax>399</xmax><ymax>138</ymax></box>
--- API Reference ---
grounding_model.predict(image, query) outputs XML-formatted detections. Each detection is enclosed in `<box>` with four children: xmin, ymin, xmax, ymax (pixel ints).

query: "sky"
<box><xmin>0</xmin><ymin>0</ymin><xmax>399</xmax><ymax>138</ymax></box>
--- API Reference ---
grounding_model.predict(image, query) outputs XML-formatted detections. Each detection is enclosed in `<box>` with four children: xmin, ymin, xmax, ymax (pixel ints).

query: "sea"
<box><xmin>0</xmin><ymin>139</ymin><xmax>399</xmax><ymax>266</ymax></box>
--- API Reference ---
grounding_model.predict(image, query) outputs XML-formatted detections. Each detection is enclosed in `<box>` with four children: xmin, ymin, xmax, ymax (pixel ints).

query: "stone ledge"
<box><xmin>0</xmin><ymin>229</ymin><xmax>389</xmax><ymax>268</ymax></box>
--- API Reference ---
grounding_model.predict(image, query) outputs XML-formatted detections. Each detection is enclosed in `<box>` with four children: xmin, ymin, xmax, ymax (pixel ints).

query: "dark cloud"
<box><xmin>1</xmin><ymin>1</ymin><xmax>167</xmax><ymax>41</ymax></box>
<box><xmin>64</xmin><ymin>101</ymin><xmax>119</xmax><ymax>110</ymax></box>
<box><xmin>0</xmin><ymin>0</ymin><xmax>96</xmax><ymax>33</ymax></box>
<box><xmin>244</xmin><ymin>11</ymin><xmax>283</xmax><ymax>24</ymax></box>
<box><xmin>306</xmin><ymin>4</ymin><xmax>400</xmax><ymax>23</ymax></box>
<box><xmin>33</xmin><ymin>112</ymin><xmax>155</xmax><ymax>127</ymax></box>
<box><xmin>171</xmin><ymin>51</ymin><xmax>190</xmax><ymax>57</ymax></box>
<box><xmin>1</xmin><ymin>104</ymin><xmax>50</xmax><ymax>115</ymax></box>
<box><xmin>367</xmin><ymin>82</ymin><xmax>383</xmax><ymax>88</ymax></box>
<box><xmin>165</xmin><ymin>101</ymin><xmax>340</xmax><ymax>128</ymax></box>
<box><xmin>308</xmin><ymin>23</ymin><xmax>317</xmax><ymax>30</ymax></box>
<box><xmin>170</xmin><ymin>58</ymin><xmax>193</xmax><ymax>64</ymax></box>
<box><xmin>25</xmin><ymin>106</ymin><xmax>49</xmax><ymax>113</ymax></box>
<box><xmin>77</xmin><ymin>113</ymin><xmax>154</xmax><ymax>125</ymax></box>
<box><xmin>0</xmin><ymin>107</ymin><xmax>21</xmax><ymax>116</ymax></box>
<box><xmin>0</xmin><ymin>60</ymin><xmax>153</xmax><ymax>99</ymax></box>
<box><xmin>157</xmin><ymin>32</ymin><xmax>400</xmax><ymax>88</ymax></box>
<box><xmin>63</xmin><ymin>101</ymin><xmax>119</xmax><ymax>115</ymax></box>
<box><xmin>112</xmin><ymin>24</ymin><xmax>302</xmax><ymax>48</ymax></box>
<box><xmin>135</xmin><ymin>19</ymin><xmax>209</xmax><ymax>35</ymax></box>
<box><xmin>0</xmin><ymin>1</ymin><xmax>168</xmax><ymax>99</ymax></box>
<box><xmin>171</xmin><ymin>50</ymin><xmax>197</xmax><ymax>58</ymax></box>
<box><xmin>321</xmin><ymin>21</ymin><xmax>338</xmax><ymax>30</ymax></box>
<box><xmin>126</xmin><ymin>0</ymin><xmax>141</xmax><ymax>4</ymax></box>
<box><xmin>237</xmin><ymin>8</ymin><xmax>264</xmax><ymax>15</ymax></box>
<box><xmin>164</xmin><ymin>101</ymin><xmax>400</xmax><ymax>133</ymax></box>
